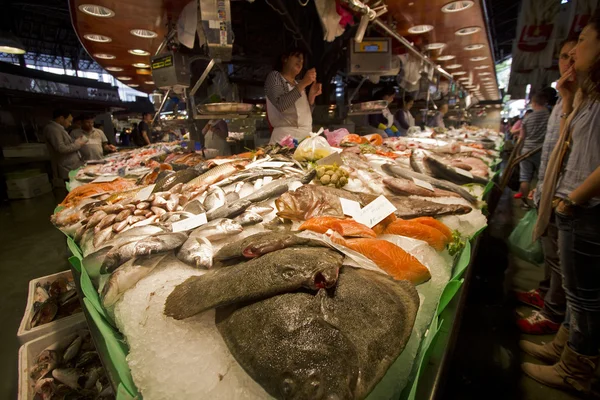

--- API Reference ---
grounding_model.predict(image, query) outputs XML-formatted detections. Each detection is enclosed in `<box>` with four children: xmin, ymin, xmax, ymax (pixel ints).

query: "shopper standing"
<box><xmin>515</xmin><ymin>39</ymin><xmax>578</xmax><ymax>335</ymax></box>
<box><xmin>70</xmin><ymin>114</ymin><xmax>117</xmax><ymax>161</ymax></box>
<box><xmin>43</xmin><ymin>109</ymin><xmax>85</xmax><ymax>181</ymax></box>
<box><xmin>428</xmin><ymin>102</ymin><xmax>448</xmax><ymax>128</ymax></box>
<box><xmin>524</xmin><ymin>12</ymin><xmax>600</xmax><ymax>394</ymax></box>
<box><xmin>514</xmin><ymin>93</ymin><xmax>550</xmax><ymax>204</ymax></box>
<box><xmin>135</xmin><ymin>112</ymin><xmax>153</xmax><ymax>147</ymax></box>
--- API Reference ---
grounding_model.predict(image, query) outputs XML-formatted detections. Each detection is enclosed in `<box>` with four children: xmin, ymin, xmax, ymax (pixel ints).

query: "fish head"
<box><xmin>279</xmin><ymin>368</ymin><xmax>354</xmax><ymax>400</ymax></box>
<box><xmin>241</xmin><ymin>233</ymin><xmax>290</xmax><ymax>258</ymax></box>
<box><xmin>218</xmin><ymin>219</ymin><xmax>244</xmax><ymax>235</ymax></box>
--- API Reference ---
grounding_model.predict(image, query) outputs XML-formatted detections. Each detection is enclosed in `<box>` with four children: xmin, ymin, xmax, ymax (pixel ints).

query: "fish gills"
<box><xmin>384</xmin><ymin>220</ymin><xmax>449</xmax><ymax>251</ymax></box>
<box><xmin>344</xmin><ymin>239</ymin><xmax>431</xmax><ymax>284</ymax></box>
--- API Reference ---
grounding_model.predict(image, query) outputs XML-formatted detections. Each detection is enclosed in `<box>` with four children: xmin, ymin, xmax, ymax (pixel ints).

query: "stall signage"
<box><xmin>152</xmin><ymin>55</ymin><xmax>174</xmax><ymax>70</ymax></box>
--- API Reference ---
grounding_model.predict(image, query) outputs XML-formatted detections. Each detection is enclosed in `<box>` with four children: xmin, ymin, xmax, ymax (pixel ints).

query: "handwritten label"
<box><xmin>355</xmin><ymin>195</ymin><xmax>397</xmax><ymax>228</ymax></box>
<box><xmin>91</xmin><ymin>175</ymin><xmax>118</xmax><ymax>183</ymax></box>
<box><xmin>454</xmin><ymin>167</ymin><xmax>473</xmax><ymax>179</ymax></box>
<box><xmin>263</xmin><ymin>176</ymin><xmax>273</xmax><ymax>184</ymax></box>
<box><xmin>172</xmin><ymin>213</ymin><xmax>208</xmax><ymax>232</ymax></box>
<box><xmin>340</xmin><ymin>198</ymin><xmax>362</xmax><ymax>218</ymax></box>
<box><xmin>412</xmin><ymin>178</ymin><xmax>435</xmax><ymax>192</ymax></box>
<box><xmin>317</xmin><ymin>152</ymin><xmax>344</xmax><ymax>166</ymax></box>
<box><xmin>135</xmin><ymin>184</ymin><xmax>155</xmax><ymax>201</ymax></box>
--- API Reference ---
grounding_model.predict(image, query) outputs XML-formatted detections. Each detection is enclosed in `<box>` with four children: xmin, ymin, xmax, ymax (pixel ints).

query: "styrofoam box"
<box><xmin>17</xmin><ymin>270</ymin><xmax>85</xmax><ymax>345</ymax></box>
<box><xmin>8</xmin><ymin>182</ymin><xmax>53</xmax><ymax>200</ymax></box>
<box><xmin>3</xmin><ymin>143</ymin><xmax>49</xmax><ymax>158</ymax></box>
<box><xmin>18</xmin><ymin>318</ymin><xmax>88</xmax><ymax>400</ymax></box>
<box><xmin>6</xmin><ymin>173</ymin><xmax>50</xmax><ymax>192</ymax></box>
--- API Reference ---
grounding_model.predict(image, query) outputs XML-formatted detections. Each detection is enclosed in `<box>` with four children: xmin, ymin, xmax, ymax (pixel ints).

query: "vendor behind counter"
<box><xmin>70</xmin><ymin>114</ymin><xmax>116</xmax><ymax>161</ymax></box>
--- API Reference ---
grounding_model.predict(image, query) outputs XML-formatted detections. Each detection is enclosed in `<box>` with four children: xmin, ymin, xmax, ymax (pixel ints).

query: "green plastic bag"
<box><xmin>508</xmin><ymin>209</ymin><xmax>544</xmax><ymax>264</ymax></box>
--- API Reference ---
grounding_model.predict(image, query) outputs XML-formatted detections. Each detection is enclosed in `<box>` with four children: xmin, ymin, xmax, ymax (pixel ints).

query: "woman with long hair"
<box><xmin>525</xmin><ymin>11</ymin><xmax>600</xmax><ymax>394</ymax></box>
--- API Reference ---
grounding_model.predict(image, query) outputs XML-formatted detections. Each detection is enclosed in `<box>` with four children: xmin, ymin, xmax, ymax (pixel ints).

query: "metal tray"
<box><xmin>200</xmin><ymin>103</ymin><xmax>254</xmax><ymax>113</ymax></box>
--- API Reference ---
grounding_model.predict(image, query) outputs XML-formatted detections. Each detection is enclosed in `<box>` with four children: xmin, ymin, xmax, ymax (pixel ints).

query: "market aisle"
<box><xmin>0</xmin><ymin>192</ymin><xmax>70</xmax><ymax>399</ymax></box>
<box><xmin>442</xmin><ymin>189</ymin><xmax>586</xmax><ymax>400</ymax></box>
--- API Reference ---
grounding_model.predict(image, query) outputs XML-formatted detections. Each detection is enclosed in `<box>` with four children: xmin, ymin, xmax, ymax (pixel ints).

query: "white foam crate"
<box><xmin>18</xmin><ymin>318</ymin><xmax>89</xmax><ymax>400</ymax></box>
<box><xmin>17</xmin><ymin>270</ymin><xmax>85</xmax><ymax>345</ymax></box>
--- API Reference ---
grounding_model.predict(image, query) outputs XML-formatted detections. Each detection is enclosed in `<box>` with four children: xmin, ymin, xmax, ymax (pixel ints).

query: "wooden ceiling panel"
<box><xmin>386</xmin><ymin>0</ymin><xmax>500</xmax><ymax>101</ymax></box>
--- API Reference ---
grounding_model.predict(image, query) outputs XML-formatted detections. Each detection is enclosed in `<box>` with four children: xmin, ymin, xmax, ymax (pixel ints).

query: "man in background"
<box><xmin>70</xmin><ymin>114</ymin><xmax>116</xmax><ymax>161</ymax></box>
<box><xmin>428</xmin><ymin>102</ymin><xmax>448</xmax><ymax>128</ymax></box>
<box><xmin>135</xmin><ymin>112</ymin><xmax>153</xmax><ymax>146</ymax></box>
<box><xmin>43</xmin><ymin>108</ymin><xmax>85</xmax><ymax>180</ymax></box>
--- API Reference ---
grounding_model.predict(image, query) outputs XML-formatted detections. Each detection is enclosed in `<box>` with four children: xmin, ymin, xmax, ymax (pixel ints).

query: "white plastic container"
<box><xmin>17</xmin><ymin>270</ymin><xmax>85</xmax><ymax>345</ymax></box>
<box><xmin>18</xmin><ymin>318</ymin><xmax>89</xmax><ymax>400</ymax></box>
<box><xmin>2</xmin><ymin>143</ymin><xmax>49</xmax><ymax>158</ymax></box>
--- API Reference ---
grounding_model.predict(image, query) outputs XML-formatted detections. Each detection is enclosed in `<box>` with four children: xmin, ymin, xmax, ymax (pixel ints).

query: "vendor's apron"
<box><xmin>267</xmin><ymin>83</ymin><xmax>313</xmax><ymax>144</ymax></box>
<box><xmin>204</xmin><ymin>120</ymin><xmax>231</xmax><ymax>156</ymax></box>
<box><xmin>397</xmin><ymin>110</ymin><xmax>415</xmax><ymax>136</ymax></box>
<box><xmin>382</xmin><ymin>107</ymin><xmax>394</xmax><ymax>128</ymax></box>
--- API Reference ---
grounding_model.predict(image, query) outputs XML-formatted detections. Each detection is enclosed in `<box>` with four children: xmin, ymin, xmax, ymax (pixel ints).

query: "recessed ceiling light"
<box><xmin>475</xmin><ymin>65</ymin><xmax>490</xmax><ymax>70</ymax></box>
<box><xmin>105</xmin><ymin>66</ymin><xmax>124</xmax><ymax>72</ymax></box>
<box><xmin>145</xmin><ymin>81</ymin><xmax>155</xmax><ymax>85</ymax></box>
<box><xmin>78</xmin><ymin>4</ymin><xmax>115</xmax><ymax>18</ymax></box>
<box><xmin>442</xmin><ymin>1</ymin><xmax>474</xmax><ymax>13</ymax></box>
<box><xmin>446</xmin><ymin>64</ymin><xmax>462</xmax><ymax>69</ymax></box>
<box><xmin>456</xmin><ymin>26</ymin><xmax>481</xmax><ymax>36</ymax></box>
<box><xmin>0</xmin><ymin>46</ymin><xmax>26</xmax><ymax>54</ymax></box>
<box><xmin>479</xmin><ymin>72</ymin><xmax>492</xmax><ymax>76</ymax></box>
<box><xmin>130</xmin><ymin>29</ymin><xmax>158</xmax><ymax>39</ymax></box>
<box><xmin>83</xmin><ymin>34</ymin><xmax>112</xmax><ymax>43</ymax></box>
<box><xmin>128</xmin><ymin>49</ymin><xmax>150</xmax><ymax>56</ymax></box>
<box><xmin>464</xmin><ymin>44</ymin><xmax>485</xmax><ymax>51</ymax></box>
<box><xmin>408</xmin><ymin>25</ymin><xmax>434</xmax><ymax>34</ymax></box>
<box><xmin>471</xmin><ymin>56</ymin><xmax>488</xmax><ymax>62</ymax></box>
<box><xmin>425</xmin><ymin>43</ymin><xmax>446</xmax><ymax>50</ymax></box>
<box><xmin>481</xmin><ymin>77</ymin><xmax>492</xmax><ymax>81</ymax></box>
<box><xmin>458</xmin><ymin>77</ymin><xmax>469</xmax><ymax>81</ymax></box>
<box><xmin>128</xmin><ymin>84</ymin><xmax>139</xmax><ymax>87</ymax></box>
<box><xmin>117</xmin><ymin>76</ymin><xmax>132</xmax><ymax>81</ymax></box>
<box><xmin>437</xmin><ymin>55</ymin><xmax>456</xmax><ymax>61</ymax></box>
<box><xmin>94</xmin><ymin>53</ymin><xmax>115</xmax><ymax>59</ymax></box>
<box><xmin>132</xmin><ymin>63</ymin><xmax>150</xmax><ymax>68</ymax></box>
<box><xmin>452</xmin><ymin>71</ymin><xmax>467</xmax><ymax>75</ymax></box>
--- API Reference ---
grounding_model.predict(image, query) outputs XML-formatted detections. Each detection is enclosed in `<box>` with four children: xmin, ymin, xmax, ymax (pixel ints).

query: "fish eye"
<box><xmin>282</xmin><ymin>378</ymin><xmax>296</xmax><ymax>396</ymax></box>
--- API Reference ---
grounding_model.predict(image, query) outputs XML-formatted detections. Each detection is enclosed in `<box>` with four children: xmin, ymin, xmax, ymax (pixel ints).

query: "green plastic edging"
<box><xmin>436</xmin><ymin>279</ymin><xmax>464</xmax><ymax>316</ymax></box>
<box><xmin>68</xmin><ymin>167</ymin><xmax>81</xmax><ymax>180</ymax></box>
<box><xmin>66</xmin><ymin>181</ymin><xmax>71</xmax><ymax>192</ymax></box>
<box><xmin>67</xmin><ymin>237</ymin><xmax>83</xmax><ymax>260</ymax></box>
<box><xmin>470</xmin><ymin>225</ymin><xmax>487</xmax><ymax>241</ymax></box>
<box><xmin>116</xmin><ymin>383</ymin><xmax>136</xmax><ymax>400</ymax></box>
<box><xmin>406</xmin><ymin>315</ymin><xmax>442</xmax><ymax>400</ymax></box>
<box><xmin>451</xmin><ymin>240</ymin><xmax>472</xmax><ymax>280</ymax></box>
<box><xmin>68</xmin><ymin>256</ymin><xmax>82</xmax><ymax>274</ymax></box>
<box><xmin>83</xmin><ymin>298</ymin><xmax>138</xmax><ymax>398</ymax></box>
<box><xmin>80</xmin><ymin>261</ymin><xmax>110</xmax><ymax>321</ymax></box>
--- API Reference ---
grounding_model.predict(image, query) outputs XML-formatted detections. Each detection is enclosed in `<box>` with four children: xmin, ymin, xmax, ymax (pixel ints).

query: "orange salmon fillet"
<box><xmin>410</xmin><ymin>217</ymin><xmax>453</xmax><ymax>241</ymax></box>
<box><xmin>299</xmin><ymin>216</ymin><xmax>377</xmax><ymax>238</ymax></box>
<box><xmin>345</xmin><ymin>238</ymin><xmax>431</xmax><ymax>284</ymax></box>
<box><xmin>372</xmin><ymin>214</ymin><xmax>398</xmax><ymax>235</ymax></box>
<box><xmin>384</xmin><ymin>220</ymin><xmax>449</xmax><ymax>251</ymax></box>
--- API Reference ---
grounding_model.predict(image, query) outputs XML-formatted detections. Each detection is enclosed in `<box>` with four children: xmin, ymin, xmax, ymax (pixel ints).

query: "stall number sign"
<box><xmin>152</xmin><ymin>55</ymin><xmax>173</xmax><ymax>71</ymax></box>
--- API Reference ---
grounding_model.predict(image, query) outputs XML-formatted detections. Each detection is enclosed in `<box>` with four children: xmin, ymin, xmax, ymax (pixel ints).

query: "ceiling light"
<box><xmin>446</xmin><ymin>64</ymin><xmax>462</xmax><ymax>69</ymax></box>
<box><xmin>117</xmin><ymin>76</ymin><xmax>132</xmax><ymax>81</ymax></box>
<box><xmin>464</xmin><ymin>44</ymin><xmax>485</xmax><ymax>51</ymax></box>
<box><xmin>452</xmin><ymin>71</ymin><xmax>467</xmax><ymax>75</ymax></box>
<box><xmin>83</xmin><ymin>34</ymin><xmax>111</xmax><ymax>43</ymax></box>
<box><xmin>479</xmin><ymin>72</ymin><xmax>492</xmax><ymax>76</ymax></box>
<box><xmin>437</xmin><ymin>55</ymin><xmax>456</xmax><ymax>61</ymax></box>
<box><xmin>130</xmin><ymin>29</ymin><xmax>158</xmax><ymax>39</ymax></box>
<box><xmin>475</xmin><ymin>65</ymin><xmax>490</xmax><ymax>70</ymax></box>
<box><xmin>0</xmin><ymin>32</ymin><xmax>26</xmax><ymax>54</ymax></box>
<box><xmin>78</xmin><ymin>4</ymin><xmax>115</xmax><ymax>18</ymax></box>
<box><xmin>145</xmin><ymin>81</ymin><xmax>155</xmax><ymax>85</ymax></box>
<box><xmin>132</xmin><ymin>62</ymin><xmax>150</xmax><ymax>68</ymax></box>
<box><xmin>94</xmin><ymin>53</ymin><xmax>115</xmax><ymax>59</ymax></box>
<box><xmin>425</xmin><ymin>43</ymin><xmax>446</xmax><ymax>50</ymax></box>
<box><xmin>456</xmin><ymin>26</ymin><xmax>481</xmax><ymax>36</ymax></box>
<box><xmin>481</xmin><ymin>77</ymin><xmax>492</xmax><ymax>81</ymax></box>
<box><xmin>471</xmin><ymin>56</ymin><xmax>488</xmax><ymax>62</ymax></box>
<box><xmin>105</xmin><ymin>66</ymin><xmax>124</xmax><ymax>72</ymax></box>
<box><xmin>442</xmin><ymin>1</ymin><xmax>474</xmax><ymax>13</ymax></box>
<box><xmin>128</xmin><ymin>84</ymin><xmax>139</xmax><ymax>87</ymax></box>
<box><xmin>458</xmin><ymin>77</ymin><xmax>469</xmax><ymax>81</ymax></box>
<box><xmin>128</xmin><ymin>49</ymin><xmax>150</xmax><ymax>56</ymax></box>
<box><xmin>408</xmin><ymin>25</ymin><xmax>434</xmax><ymax>34</ymax></box>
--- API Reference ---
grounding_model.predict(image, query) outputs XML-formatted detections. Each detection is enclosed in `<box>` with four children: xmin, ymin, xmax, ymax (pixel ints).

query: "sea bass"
<box><xmin>164</xmin><ymin>247</ymin><xmax>343</xmax><ymax>319</ymax></box>
<box><xmin>184</xmin><ymin>161</ymin><xmax>247</xmax><ymax>190</ymax></box>
<box><xmin>176</xmin><ymin>236</ymin><xmax>213</xmax><ymax>269</ymax></box>
<box><xmin>423</xmin><ymin>156</ymin><xmax>488</xmax><ymax>185</ymax></box>
<box><xmin>383</xmin><ymin>177</ymin><xmax>460</xmax><ymax>198</ymax></box>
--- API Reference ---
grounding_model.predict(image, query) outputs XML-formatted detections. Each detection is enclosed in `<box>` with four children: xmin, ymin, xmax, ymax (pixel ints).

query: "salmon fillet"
<box><xmin>345</xmin><ymin>238</ymin><xmax>431</xmax><ymax>285</ymax></box>
<box><xmin>384</xmin><ymin>220</ymin><xmax>449</xmax><ymax>251</ymax></box>
<box><xmin>410</xmin><ymin>217</ymin><xmax>453</xmax><ymax>241</ymax></box>
<box><xmin>372</xmin><ymin>214</ymin><xmax>398</xmax><ymax>235</ymax></box>
<box><xmin>299</xmin><ymin>217</ymin><xmax>377</xmax><ymax>238</ymax></box>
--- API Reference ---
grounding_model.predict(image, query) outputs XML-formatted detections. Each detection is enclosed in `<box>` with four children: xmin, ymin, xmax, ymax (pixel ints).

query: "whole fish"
<box><xmin>214</xmin><ymin>231</ymin><xmax>326</xmax><ymax>261</ymax></box>
<box><xmin>203</xmin><ymin>186</ymin><xmax>226</xmax><ymax>211</ymax></box>
<box><xmin>423</xmin><ymin>156</ymin><xmax>488</xmax><ymax>185</ymax></box>
<box><xmin>233</xmin><ymin>211</ymin><xmax>263</xmax><ymax>226</ymax></box>
<box><xmin>184</xmin><ymin>161</ymin><xmax>247</xmax><ymax>190</ymax></box>
<box><xmin>153</xmin><ymin>168</ymin><xmax>200</xmax><ymax>193</ymax></box>
<box><xmin>246</xmin><ymin>204</ymin><xmax>274</xmax><ymax>215</ymax></box>
<box><xmin>214</xmin><ymin>168</ymin><xmax>285</xmax><ymax>187</ymax></box>
<box><xmin>389</xmin><ymin>196</ymin><xmax>472</xmax><ymax>219</ymax></box>
<box><xmin>382</xmin><ymin>163</ymin><xmax>478</xmax><ymax>204</ymax></box>
<box><xmin>206</xmin><ymin>200</ymin><xmax>251</xmax><ymax>221</ymax></box>
<box><xmin>383</xmin><ymin>177</ymin><xmax>460</xmax><ymax>198</ymax></box>
<box><xmin>224</xmin><ymin>191</ymin><xmax>239</xmax><ymax>203</ymax></box>
<box><xmin>189</xmin><ymin>218</ymin><xmax>243</xmax><ymax>241</ymax></box>
<box><xmin>164</xmin><ymin>247</ymin><xmax>343</xmax><ymax>319</ymax></box>
<box><xmin>182</xmin><ymin>199</ymin><xmax>205</xmax><ymax>215</ymax></box>
<box><xmin>216</xmin><ymin>266</ymin><xmax>419</xmax><ymax>400</ymax></box>
<box><xmin>241</xmin><ymin>179</ymin><xmax>290</xmax><ymax>203</ymax></box>
<box><xmin>176</xmin><ymin>236</ymin><xmax>213</xmax><ymax>269</ymax></box>
<box><xmin>410</xmin><ymin>149</ymin><xmax>429</xmax><ymax>174</ymax></box>
<box><xmin>100</xmin><ymin>254</ymin><xmax>167</xmax><ymax>307</ymax></box>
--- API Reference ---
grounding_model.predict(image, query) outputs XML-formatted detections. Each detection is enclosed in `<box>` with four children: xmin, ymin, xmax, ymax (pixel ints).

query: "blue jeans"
<box><xmin>556</xmin><ymin>205</ymin><xmax>600</xmax><ymax>356</ymax></box>
<box><xmin>539</xmin><ymin>218</ymin><xmax>566</xmax><ymax>323</ymax></box>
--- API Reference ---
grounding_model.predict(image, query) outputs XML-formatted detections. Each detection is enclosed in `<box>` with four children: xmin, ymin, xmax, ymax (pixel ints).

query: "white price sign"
<box><xmin>339</xmin><ymin>198</ymin><xmax>362</xmax><ymax>218</ymax></box>
<box><xmin>135</xmin><ymin>184</ymin><xmax>156</xmax><ymax>201</ymax></box>
<box><xmin>172</xmin><ymin>213</ymin><xmax>208</xmax><ymax>232</ymax></box>
<box><xmin>354</xmin><ymin>195</ymin><xmax>397</xmax><ymax>228</ymax></box>
<box><xmin>454</xmin><ymin>167</ymin><xmax>473</xmax><ymax>179</ymax></box>
<box><xmin>91</xmin><ymin>175</ymin><xmax>118</xmax><ymax>183</ymax></box>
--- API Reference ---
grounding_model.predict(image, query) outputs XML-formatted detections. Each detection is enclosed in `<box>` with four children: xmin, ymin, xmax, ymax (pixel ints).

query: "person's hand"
<box><xmin>557</xmin><ymin>65</ymin><xmax>577</xmax><ymax>109</ymax></box>
<box><xmin>528</xmin><ymin>188</ymin><xmax>536</xmax><ymax>200</ymax></box>
<box><xmin>556</xmin><ymin>200</ymin><xmax>572</xmax><ymax>215</ymax></box>
<box><xmin>107</xmin><ymin>144</ymin><xmax>117</xmax><ymax>152</ymax></box>
<box><xmin>308</xmin><ymin>82</ymin><xmax>322</xmax><ymax>105</ymax></box>
<box><xmin>298</xmin><ymin>68</ymin><xmax>317</xmax><ymax>90</ymax></box>
<box><xmin>75</xmin><ymin>137</ymin><xmax>87</xmax><ymax>147</ymax></box>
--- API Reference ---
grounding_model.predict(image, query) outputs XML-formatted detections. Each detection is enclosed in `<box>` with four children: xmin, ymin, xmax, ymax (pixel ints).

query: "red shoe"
<box><xmin>514</xmin><ymin>192</ymin><xmax>523</xmax><ymax>199</ymax></box>
<box><xmin>517</xmin><ymin>311</ymin><xmax>561</xmax><ymax>334</ymax></box>
<box><xmin>515</xmin><ymin>289</ymin><xmax>544</xmax><ymax>309</ymax></box>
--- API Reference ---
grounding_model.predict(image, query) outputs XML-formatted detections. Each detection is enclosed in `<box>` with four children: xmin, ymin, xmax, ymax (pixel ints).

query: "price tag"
<box><xmin>412</xmin><ymin>178</ymin><xmax>435</xmax><ymax>192</ymax></box>
<box><xmin>263</xmin><ymin>176</ymin><xmax>273</xmax><ymax>184</ymax></box>
<box><xmin>316</xmin><ymin>152</ymin><xmax>344</xmax><ymax>166</ymax></box>
<box><xmin>454</xmin><ymin>167</ymin><xmax>473</xmax><ymax>179</ymax></box>
<box><xmin>340</xmin><ymin>198</ymin><xmax>362</xmax><ymax>218</ymax></box>
<box><xmin>135</xmin><ymin>184</ymin><xmax>155</xmax><ymax>201</ymax></box>
<box><xmin>91</xmin><ymin>175</ymin><xmax>118</xmax><ymax>183</ymax></box>
<box><xmin>211</xmin><ymin>159</ymin><xmax>235</xmax><ymax>165</ymax></box>
<box><xmin>355</xmin><ymin>195</ymin><xmax>397</xmax><ymax>228</ymax></box>
<box><xmin>172</xmin><ymin>213</ymin><xmax>208</xmax><ymax>232</ymax></box>
<box><xmin>208</xmin><ymin>20</ymin><xmax>220</xmax><ymax>29</ymax></box>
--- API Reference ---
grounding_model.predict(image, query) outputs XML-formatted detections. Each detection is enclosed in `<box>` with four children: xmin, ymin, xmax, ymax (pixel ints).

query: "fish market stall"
<box><xmin>44</xmin><ymin>125</ymin><xmax>501</xmax><ymax>400</ymax></box>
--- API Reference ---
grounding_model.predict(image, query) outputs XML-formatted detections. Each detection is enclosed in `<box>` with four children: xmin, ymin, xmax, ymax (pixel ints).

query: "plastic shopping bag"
<box><xmin>293</xmin><ymin>131</ymin><xmax>334</xmax><ymax>161</ymax></box>
<box><xmin>508</xmin><ymin>209</ymin><xmax>544</xmax><ymax>264</ymax></box>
